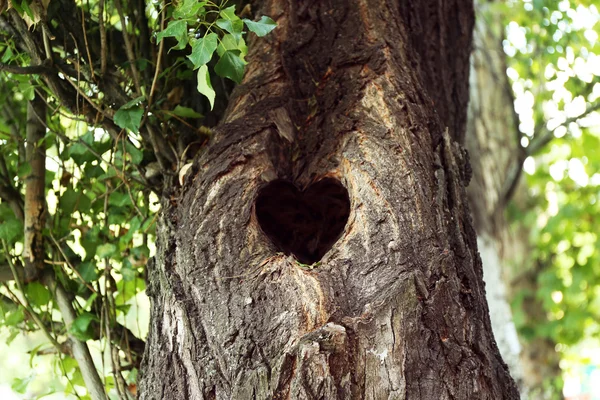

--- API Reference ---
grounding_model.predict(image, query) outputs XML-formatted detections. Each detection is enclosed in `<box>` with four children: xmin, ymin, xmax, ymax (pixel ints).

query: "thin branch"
<box><xmin>500</xmin><ymin>100</ymin><xmax>600</xmax><ymax>206</ymax></box>
<box><xmin>80</xmin><ymin>6</ymin><xmax>96</xmax><ymax>80</ymax></box>
<box><xmin>526</xmin><ymin>101</ymin><xmax>600</xmax><ymax>157</ymax></box>
<box><xmin>0</xmin><ymin>62</ymin><xmax>53</xmax><ymax>74</ymax></box>
<box><xmin>98</xmin><ymin>0</ymin><xmax>107</xmax><ymax>75</ymax></box>
<box><xmin>0</xmin><ymin>262</ymin><xmax>24</xmax><ymax>283</ymax></box>
<box><xmin>42</xmin><ymin>271</ymin><xmax>108</xmax><ymax>400</ymax></box>
<box><xmin>113</xmin><ymin>0</ymin><xmax>142</xmax><ymax>95</ymax></box>
<box><xmin>1</xmin><ymin>240</ymin><xmax>62</xmax><ymax>349</ymax></box>
<box><xmin>0</xmin><ymin>132</ymin><xmax>25</xmax><ymax>221</ymax></box>
<box><xmin>147</xmin><ymin>4</ymin><xmax>166</xmax><ymax>110</ymax></box>
<box><xmin>48</xmin><ymin>232</ymin><xmax>97</xmax><ymax>294</ymax></box>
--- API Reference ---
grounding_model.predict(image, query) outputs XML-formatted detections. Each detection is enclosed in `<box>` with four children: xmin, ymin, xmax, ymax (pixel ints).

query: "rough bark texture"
<box><xmin>139</xmin><ymin>1</ymin><xmax>519</xmax><ymax>399</ymax></box>
<box><xmin>24</xmin><ymin>95</ymin><xmax>47</xmax><ymax>279</ymax></box>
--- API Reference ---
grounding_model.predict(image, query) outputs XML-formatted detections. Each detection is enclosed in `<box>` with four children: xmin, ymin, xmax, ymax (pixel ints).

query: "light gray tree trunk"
<box><xmin>139</xmin><ymin>1</ymin><xmax>519</xmax><ymax>398</ymax></box>
<box><xmin>466</xmin><ymin>3</ymin><xmax>525</xmax><ymax>391</ymax></box>
<box><xmin>466</xmin><ymin>3</ymin><xmax>562</xmax><ymax>398</ymax></box>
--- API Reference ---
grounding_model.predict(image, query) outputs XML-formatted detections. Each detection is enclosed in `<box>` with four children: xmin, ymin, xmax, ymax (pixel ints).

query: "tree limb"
<box><xmin>500</xmin><ymin>100</ymin><xmax>600</xmax><ymax>206</ymax></box>
<box><xmin>0</xmin><ymin>62</ymin><xmax>54</xmax><ymax>74</ymax></box>
<box><xmin>42</xmin><ymin>271</ymin><xmax>108</xmax><ymax>400</ymax></box>
<box><xmin>526</xmin><ymin>101</ymin><xmax>600</xmax><ymax>157</ymax></box>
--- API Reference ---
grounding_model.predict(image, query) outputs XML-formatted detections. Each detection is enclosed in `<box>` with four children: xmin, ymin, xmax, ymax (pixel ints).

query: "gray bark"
<box><xmin>466</xmin><ymin>3</ymin><xmax>526</xmax><ymax>392</ymax></box>
<box><xmin>139</xmin><ymin>1</ymin><xmax>519</xmax><ymax>399</ymax></box>
<box><xmin>466</xmin><ymin>3</ymin><xmax>562</xmax><ymax>398</ymax></box>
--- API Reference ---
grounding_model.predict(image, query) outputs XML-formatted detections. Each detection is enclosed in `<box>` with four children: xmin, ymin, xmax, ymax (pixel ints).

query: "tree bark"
<box><xmin>466</xmin><ymin>3</ymin><xmax>563</xmax><ymax>398</ymax></box>
<box><xmin>465</xmin><ymin>1</ymin><xmax>526</xmax><ymax>391</ymax></box>
<box><xmin>139</xmin><ymin>1</ymin><xmax>519</xmax><ymax>398</ymax></box>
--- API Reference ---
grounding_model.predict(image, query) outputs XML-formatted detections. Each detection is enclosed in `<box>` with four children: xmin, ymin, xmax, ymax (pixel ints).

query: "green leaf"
<box><xmin>58</xmin><ymin>188</ymin><xmax>91</xmax><ymax>214</ymax></box>
<box><xmin>11</xmin><ymin>376</ymin><xmax>33</xmax><ymax>394</ymax></box>
<box><xmin>4</xmin><ymin>308</ymin><xmax>25</xmax><ymax>326</ymax></box>
<box><xmin>115</xmin><ymin>279</ymin><xmax>145</xmax><ymax>304</ymax></box>
<box><xmin>18</xmin><ymin>81</ymin><xmax>35</xmax><ymax>101</ymax></box>
<box><xmin>109</xmin><ymin>191</ymin><xmax>132</xmax><ymax>207</ymax></box>
<box><xmin>187</xmin><ymin>32</ymin><xmax>218</xmax><ymax>69</ymax></box>
<box><xmin>243</xmin><ymin>16</ymin><xmax>277</xmax><ymax>37</ymax></box>
<box><xmin>172</xmin><ymin>105</ymin><xmax>203</xmax><ymax>119</ymax></box>
<box><xmin>216</xmin><ymin>7</ymin><xmax>243</xmax><ymax>39</ymax></box>
<box><xmin>21</xmin><ymin>0</ymin><xmax>35</xmax><ymax>21</ymax></box>
<box><xmin>5</xmin><ymin>329</ymin><xmax>19</xmax><ymax>344</ymax></box>
<box><xmin>17</xmin><ymin>163</ymin><xmax>32</xmax><ymax>178</ymax></box>
<box><xmin>0</xmin><ymin>219</ymin><xmax>23</xmax><ymax>242</ymax></box>
<box><xmin>78</xmin><ymin>262</ymin><xmax>99</xmax><ymax>282</ymax></box>
<box><xmin>114</xmin><ymin>106</ymin><xmax>143</xmax><ymax>133</ymax></box>
<box><xmin>82</xmin><ymin>293</ymin><xmax>98</xmax><ymax>311</ymax></box>
<box><xmin>219</xmin><ymin>5</ymin><xmax>240</xmax><ymax>24</ymax></box>
<box><xmin>126</xmin><ymin>143</ymin><xmax>143</xmax><ymax>164</ymax></box>
<box><xmin>69</xmin><ymin>312</ymin><xmax>97</xmax><ymax>341</ymax></box>
<box><xmin>24</xmin><ymin>282</ymin><xmax>51</xmax><ymax>307</ymax></box>
<box><xmin>115</xmin><ymin>303</ymin><xmax>132</xmax><ymax>315</ymax></box>
<box><xmin>67</xmin><ymin>142</ymin><xmax>95</xmax><ymax>165</ymax></box>
<box><xmin>60</xmin><ymin>188</ymin><xmax>78</xmax><ymax>211</ymax></box>
<box><xmin>215</xmin><ymin>50</ymin><xmax>246</xmax><ymax>84</ymax></box>
<box><xmin>1</xmin><ymin>46</ymin><xmax>14</xmax><ymax>63</ymax></box>
<box><xmin>197</xmin><ymin>65</ymin><xmax>215</xmax><ymax>110</ymax></box>
<box><xmin>96</xmin><ymin>243</ymin><xmax>117</xmax><ymax>258</ymax></box>
<box><xmin>216</xmin><ymin>34</ymin><xmax>248</xmax><ymax>59</ymax></box>
<box><xmin>121</xmin><ymin>259</ymin><xmax>137</xmax><ymax>281</ymax></box>
<box><xmin>156</xmin><ymin>20</ymin><xmax>189</xmax><ymax>51</ymax></box>
<box><xmin>173</xmin><ymin>0</ymin><xmax>206</xmax><ymax>19</ymax></box>
<box><xmin>84</xmin><ymin>163</ymin><xmax>105</xmax><ymax>178</ymax></box>
<box><xmin>120</xmin><ymin>96</ymin><xmax>145</xmax><ymax>110</ymax></box>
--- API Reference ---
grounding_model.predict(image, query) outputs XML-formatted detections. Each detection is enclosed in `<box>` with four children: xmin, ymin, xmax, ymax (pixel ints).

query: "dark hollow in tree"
<box><xmin>255</xmin><ymin>178</ymin><xmax>351</xmax><ymax>264</ymax></box>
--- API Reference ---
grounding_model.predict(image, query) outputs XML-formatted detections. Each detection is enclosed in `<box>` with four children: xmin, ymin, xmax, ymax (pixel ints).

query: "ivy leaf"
<box><xmin>18</xmin><ymin>81</ymin><xmax>35</xmax><ymax>100</ymax></box>
<box><xmin>114</xmin><ymin>106</ymin><xmax>143</xmax><ymax>133</ymax></box>
<box><xmin>196</xmin><ymin>65</ymin><xmax>215</xmax><ymax>110</ymax></box>
<box><xmin>215</xmin><ymin>50</ymin><xmax>246</xmax><ymax>84</ymax></box>
<box><xmin>187</xmin><ymin>32</ymin><xmax>218</xmax><ymax>69</ymax></box>
<box><xmin>243</xmin><ymin>16</ymin><xmax>277</xmax><ymax>37</ymax></box>
<box><xmin>120</xmin><ymin>96</ymin><xmax>145</xmax><ymax>109</ymax></box>
<box><xmin>96</xmin><ymin>243</ymin><xmax>117</xmax><ymax>258</ymax></box>
<box><xmin>24</xmin><ymin>282</ymin><xmax>51</xmax><ymax>307</ymax></box>
<box><xmin>11</xmin><ymin>376</ymin><xmax>33</xmax><ymax>394</ymax></box>
<box><xmin>78</xmin><ymin>262</ymin><xmax>99</xmax><ymax>282</ymax></box>
<box><xmin>4</xmin><ymin>308</ymin><xmax>25</xmax><ymax>326</ymax></box>
<box><xmin>60</xmin><ymin>188</ymin><xmax>78</xmax><ymax>211</ymax></box>
<box><xmin>1</xmin><ymin>46</ymin><xmax>13</xmax><ymax>63</ymax></box>
<box><xmin>156</xmin><ymin>20</ymin><xmax>188</xmax><ymax>51</ymax></box>
<box><xmin>219</xmin><ymin>5</ymin><xmax>241</xmax><ymax>25</ymax></box>
<box><xmin>69</xmin><ymin>312</ymin><xmax>97</xmax><ymax>341</ymax></box>
<box><xmin>109</xmin><ymin>191</ymin><xmax>132</xmax><ymax>207</ymax></box>
<box><xmin>126</xmin><ymin>142</ymin><xmax>143</xmax><ymax>164</ymax></box>
<box><xmin>114</xmin><ymin>96</ymin><xmax>145</xmax><ymax>133</ymax></box>
<box><xmin>217</xmin><ymin>33</ymin><xmax>248</xmax><ymax>60</ymax></box>
<box><xmin>172</xmin><ymin>105</ymin><xmax>203</xmax><ymax>118</ymax></box>
<box><xmin>17</xmin><ymin>163</ymin><xmax>32</xmax><ymax>178</ymax></box>
<box><xmin>216</xmin><ymin>6</ymin><xmax>243</xmax><ymax>39</ymax></box>
<box><xmin>0</xmin><ymin>219</ymin><xmax>23</xmax><ymax>242</ymax></box>
<box><xmin>173</xmin><ymin>0</ymin><xmax>206</xmax><ymax>19</ymax></box>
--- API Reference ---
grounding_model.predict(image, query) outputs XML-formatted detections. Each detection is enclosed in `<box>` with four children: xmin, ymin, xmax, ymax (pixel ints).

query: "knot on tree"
<box><xmin>255</xmin><ymin>178</ymin><xmax>350</xmax><ymax>264</ymax></box>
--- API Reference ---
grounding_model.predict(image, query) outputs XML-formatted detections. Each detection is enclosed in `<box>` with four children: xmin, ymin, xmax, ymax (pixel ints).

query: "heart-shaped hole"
<box><xmin>255</xmin><ymin>178</ymin><xmax>350</xmax><ymax>264</ymax></box>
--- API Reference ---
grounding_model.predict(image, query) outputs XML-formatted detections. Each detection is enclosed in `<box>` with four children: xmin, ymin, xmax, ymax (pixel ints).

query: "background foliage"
<box><xmin>497</xmin><ymin>0</ymin><xmax>600</xmax><ymax>397</ymax></box>
<box><xmin>0</xmin><ymin>0</ymin><xmax>273</xmax><ymax>397</ymax></box>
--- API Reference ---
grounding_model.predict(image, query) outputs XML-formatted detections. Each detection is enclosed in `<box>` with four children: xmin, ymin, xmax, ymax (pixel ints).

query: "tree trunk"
<box><xmin>139</xmin><ymin>1</ymin><xmax>519</xmax><ymax>398</ymax></box>
<box><xmin>466</xmin><ymin>2</ymin><xmax>526</xmax><ymax>392</ymax></box>
<box><xmin>466</xmin><ymin>3</ymin><xmax>563</xmax><ymax>398</ymax></box>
